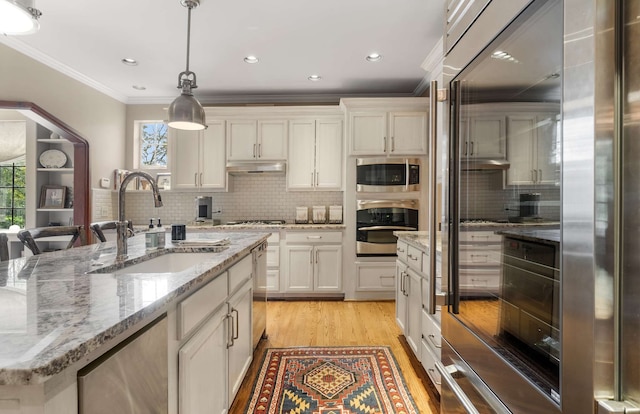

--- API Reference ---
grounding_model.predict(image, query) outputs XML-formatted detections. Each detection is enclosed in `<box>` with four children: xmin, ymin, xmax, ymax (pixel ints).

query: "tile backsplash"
<box><xmin>461</xmin><ymin>171</ymin><xmax>560</xmax><ymax>220</ymax></box>
<box><xmin>100</xmin><ymin>174</ymin><xmax>343</xmax><ymax>225</ymax></box>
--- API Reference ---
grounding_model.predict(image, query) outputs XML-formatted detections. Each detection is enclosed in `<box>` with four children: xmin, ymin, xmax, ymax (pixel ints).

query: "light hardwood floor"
<box><xmin>229</xmin><ymin>300</ymin><xmax>439</xmax><ymax>414</ymax></box>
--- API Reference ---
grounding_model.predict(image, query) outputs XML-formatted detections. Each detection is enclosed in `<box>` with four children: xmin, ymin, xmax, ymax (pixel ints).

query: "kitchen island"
<box><xmin>0</xmin><ymin>231</ymin><xmax>269</xmax><ymax>413</ymax></box>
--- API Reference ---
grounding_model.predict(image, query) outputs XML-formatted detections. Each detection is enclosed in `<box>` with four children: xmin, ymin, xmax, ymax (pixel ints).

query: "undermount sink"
<box><xmin>92</xmin><ymin>252</ymin><xmax>220</xmax><ymax>274</ymax></box>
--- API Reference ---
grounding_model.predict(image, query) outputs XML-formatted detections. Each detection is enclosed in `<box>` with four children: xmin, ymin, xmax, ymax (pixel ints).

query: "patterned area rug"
<box><xmin>245</xmin><ymin>346</ymin><xmax>419</xmax><ymax>414</ymax></box>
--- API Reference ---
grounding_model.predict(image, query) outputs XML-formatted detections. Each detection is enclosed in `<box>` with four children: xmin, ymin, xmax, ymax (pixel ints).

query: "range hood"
<box><xmin>226</xmin><ymin>161</ymin><xmax>286</xmax><ymax>175</ymax></box>
<box><xmin>461</xmin><ymin>158</ymin><xmax>510</xmax><ymax>171</ymax></box>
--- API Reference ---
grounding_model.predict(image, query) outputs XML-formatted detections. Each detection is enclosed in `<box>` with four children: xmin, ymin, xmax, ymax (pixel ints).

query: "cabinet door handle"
<box><xmin>396</xmin><ymin>247</ymin><xmax>405</xmax><ymax>253</ymax></box>
<box><xmin>531</xmin><ymin>169</ymin><xmax>535</xmax><ymax>182</ymax></box>
<box><xmin>315</xmin><ymin>172</ymin><xmax>319</xmax><ymax>187</ymax></box>
<box><xmin>311</xmin><ymin>172</ymin><xmax>314</xmax><ymax>186</ymax></box>
<box><xmin>391</xmin><ymin>136</ymin><xmax>395</xmax><ymax>152</ymax></box>
<box><xmin>316</xmin><ymin>250</ymin><xmax>319</xmax><ymax>264</ymax></box>
<box><xmin>226</xmin><ymin>313</ymin><xmax>234</xmax><ymax>348</ymax></box>
<box><xmin>258</xmin><ymin>143</ymin><xmax>262</xmax><ymax>158</ymax></box>
<box><xmin>399</xmin><ymin>271</ymin><xmax>405</xmax><ymax>294</ymax></box>
<box><xmin>404</xmin><ymin>273</ymin><xmax>410</xmax><ymax>297</ymax></box>
<box><xmin>232</xmin><ymin>308</ymin><xmax>239</xmax><ymax>340</ymax></box>
<box><xmin>470</xmin><ymin>141</ymin><xmax>474</xmax><ymax>156</ymax></box>
<box><xmin>199</xmin><ymin>173</ymin><xmax>203</xmax><ymax>186</ymax></box>
<box><xmin>194</xmin><ymin>173</ymin><xmax>198</xmax><ymax>187</ymax></box>
<box><xmin>538</xmin><ymin>169</ymin><xmax>542</xmax><ymax>182</ymax></box>
<box><xmin>310</xmin><ymin>250</ymin><xmax>313</xmax><ymax>264</ymax></box>
<box><xmin>383</xmin><ymin>136</ymin><xmax>387</xmax><ymax>152</ymax></box>
<box><xmin>464</xmin><ymin>142</ymin><xmax>468</xmax><ymax>156</ymax></box>
<box><xmin>253</xmin><ymin>143</ymin><xmax>257</xmax><ymax>158</ymax></box>
<box><xmin>534</xmin><ymin>169</ymin><xmax>538</xmax><ymax>183</ymax></box>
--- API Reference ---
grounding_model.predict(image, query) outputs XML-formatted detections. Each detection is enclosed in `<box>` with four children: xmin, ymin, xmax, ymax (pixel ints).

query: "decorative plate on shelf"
<box><xmin>39</xmin><ymin>149</ymin><xmax>67</xmax><ymax>168</ymax></box>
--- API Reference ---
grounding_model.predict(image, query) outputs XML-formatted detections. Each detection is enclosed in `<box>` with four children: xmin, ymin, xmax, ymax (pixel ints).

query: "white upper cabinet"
<box><xmin>288</xmin><ymin>119</ymin><xmax>342</xmax><ymax>191</ymax></box>
<box><xmin>171</xmin><ymin>120</ymin><xmax>226</xmax><ymax>191</ymax></box>
<box><xmin>388</xmin><ymin>111</ymin><xmax>429</xmax><ymax>154</ymax></box>
<box><xmin>460</xmin><ymin>115</ymin><xmax>507</xmax><ymax>159</ymax></box>
<box><xmin>341</xmin><ymin>98</ymin><xmax>429</xmax><ymax>156</ymax></box>
<box><xmin>506</xmin><ymin>113</ymin><xmax>559</xmax><ymax>186</ymax></box>
<box><xmin>226</xmin><ymin>119</ymin><xmax>287</xmax><ymax>161</ymax></box>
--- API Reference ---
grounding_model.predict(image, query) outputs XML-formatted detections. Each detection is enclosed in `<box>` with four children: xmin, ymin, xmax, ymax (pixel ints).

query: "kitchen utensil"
<box><xmin>39</xmin><ymin>149</ymin><xmax>67</xmax><ymax>168</ymax></box>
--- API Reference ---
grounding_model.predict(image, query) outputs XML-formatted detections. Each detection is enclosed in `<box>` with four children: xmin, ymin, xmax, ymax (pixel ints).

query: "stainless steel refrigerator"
<box><xmin>438</xmin><ymin>0</ymin><xmax>640</xmax><ymax>412</ymax></box>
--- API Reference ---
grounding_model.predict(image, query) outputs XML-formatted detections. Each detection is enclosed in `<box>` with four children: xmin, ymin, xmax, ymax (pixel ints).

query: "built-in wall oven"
<box><xmin>356</xmin><ymin>158</ymin><xmax>420</xmax><ymax>192</ymax></box>
<box><xmin>356</xmin><ymin>199</ymin><xmax>418</xmax><ymax>256</ymax></box>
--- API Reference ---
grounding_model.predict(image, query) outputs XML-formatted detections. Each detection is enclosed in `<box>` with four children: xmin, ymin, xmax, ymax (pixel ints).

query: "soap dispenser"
<box><xmin>156</xmin><ymin>218</ymin><xmax>166</xmax><ymax>248</ymax></box>
<box><xmin>145</xmin><ymin>218</ymin><xmax>157</xmax><ymax>250</ymax></box>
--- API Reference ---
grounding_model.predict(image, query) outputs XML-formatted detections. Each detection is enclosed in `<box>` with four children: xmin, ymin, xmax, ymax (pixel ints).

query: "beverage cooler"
<box><xmin>439</xmin><ymin>0</ymin><xmax>640</xmax><ymax>412</ymax></box>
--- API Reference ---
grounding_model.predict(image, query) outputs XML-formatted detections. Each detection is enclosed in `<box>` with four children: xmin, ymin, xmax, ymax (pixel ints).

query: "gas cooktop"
<box><xmin>224</xmin><ymin>220</ymin><xmax>286</xmax><ymax>225</ymax></box>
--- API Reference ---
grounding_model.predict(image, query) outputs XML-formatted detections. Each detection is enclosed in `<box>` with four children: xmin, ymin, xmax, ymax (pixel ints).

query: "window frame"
<box><xmin>133</xmin><ymin>120</ymin><xmax>169</xmax><ymax>171</ymax></box>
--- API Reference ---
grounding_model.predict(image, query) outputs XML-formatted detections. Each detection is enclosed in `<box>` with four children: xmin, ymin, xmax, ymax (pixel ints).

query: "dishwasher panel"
<box><xmin>78</xmin><ymin>316</ymin><xmax>168</xmax><ymax>413</ymax></box>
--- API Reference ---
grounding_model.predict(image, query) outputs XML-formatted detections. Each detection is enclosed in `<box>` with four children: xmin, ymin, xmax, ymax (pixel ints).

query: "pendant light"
<box><xmin>167</xmin><ymin>0</ymin><xmax>206</xmax><ymax>131</ymax></box>
<box><xmin>0</xmin><ymin>0</ymin><xmax>42</xmax><ymax>35</ymax></box>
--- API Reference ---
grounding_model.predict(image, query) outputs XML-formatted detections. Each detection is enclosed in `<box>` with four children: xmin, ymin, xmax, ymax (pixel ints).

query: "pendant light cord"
<box><xmin>185</xmin><ymin>4</ymin><xmax>191</xmax><ymax>73</ymax></box>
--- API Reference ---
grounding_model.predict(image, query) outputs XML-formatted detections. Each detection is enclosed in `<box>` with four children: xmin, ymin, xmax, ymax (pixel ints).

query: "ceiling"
<box><xmin>1</xmin><ymin>0</ymin><xmax>445</xmax><ymax>105</ymax></box>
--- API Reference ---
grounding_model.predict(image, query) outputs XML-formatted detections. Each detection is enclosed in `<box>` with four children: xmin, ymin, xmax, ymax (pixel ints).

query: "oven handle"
<box><xmin>357</xmin><ymin>226</ymin><xmax>417</xmax><ymax>231</ymax></box>
<box><xmin>356</xmin><ymin>199</ymin><xmax>419</xmax><ymax>210</ymax></box>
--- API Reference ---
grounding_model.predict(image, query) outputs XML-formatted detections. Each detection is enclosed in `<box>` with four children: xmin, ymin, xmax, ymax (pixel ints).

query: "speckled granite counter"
<box><xmin>0</xmin><ymin>231</ymin><xmax>268</xmax><ymax>386</ymax></box>
<box><xmin>496</xmin><ymin>228</ymin><xmax>560</xmax><ymax>245</ymax></box>
<box><xmin>393</xmin><ymin>231</ymin><xmax>442</xmax><ymax>257</ymax></box>
<box><xmin>192</xmin><ymin>223</ymin><xmax>345</xmax><ymax>231</ymax></box>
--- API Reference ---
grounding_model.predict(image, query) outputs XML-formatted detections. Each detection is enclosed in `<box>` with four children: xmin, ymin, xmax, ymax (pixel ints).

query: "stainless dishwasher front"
<box><xmin>78</xmin><ymin>315</ymin><xmax>168</xmax><ymax>413</ymax></box>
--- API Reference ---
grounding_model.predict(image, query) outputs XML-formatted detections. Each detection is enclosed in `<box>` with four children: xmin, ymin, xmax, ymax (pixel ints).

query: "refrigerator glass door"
<box><xmin>446</xmin><ymin>0</ymin><xmax>563</xmax><ymax>410</ymax></box>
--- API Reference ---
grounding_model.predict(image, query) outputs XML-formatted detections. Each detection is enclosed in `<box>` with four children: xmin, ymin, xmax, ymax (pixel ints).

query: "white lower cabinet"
<box><xmin>396</xmin><ymin>236</ymin><xmax>443</xmax><ymax>393</ymax></box>
<box><xmin>227</xmin><ymin>279</ymin><xmax>253</xmax><ymax>403</ymax></box>
<box><xmin>177</xmin><ymin>255</ymin><xmax>255</xmax><ymax>413</ymax></box>
<box><xmin>283</xmin><ymin>231</ymin><xmax>342</xmax><ymax>294</ymax></box>
<box><xmin>179</xmin><ymin>305</ymin><xmax>229</xmax><ymax>414</ymax></box>
<box><xmin>395</xmin><ymin>262</ymin><xmax>422</xmax><ymax>356</ymax></box>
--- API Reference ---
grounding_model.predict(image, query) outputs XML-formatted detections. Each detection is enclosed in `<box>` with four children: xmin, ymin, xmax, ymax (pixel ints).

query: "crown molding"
<box><xmin>126</xmin><ymin>92</ymin><xmax>417</xmax><ymax>106</ymax></box>
<box><xmin>421</xmin><ymin>36</ymin><xmax>444</xmax><ymax>74</ymax></box>
<box><xmin>0</xmin><ymin>36</ymin><xmax>129</xmax><ymax>103</ymax></box>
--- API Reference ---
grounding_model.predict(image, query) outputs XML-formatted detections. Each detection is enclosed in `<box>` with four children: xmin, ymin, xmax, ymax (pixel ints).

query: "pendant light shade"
<box><xmin>0</xmin><ymin>0</ymin><xmax>42</xmax><ymax>35</ymax></box>
<box><xmin>167</xmin><ymin>0</ymin><xmax>207</xmax><ymax>131</ymax></box>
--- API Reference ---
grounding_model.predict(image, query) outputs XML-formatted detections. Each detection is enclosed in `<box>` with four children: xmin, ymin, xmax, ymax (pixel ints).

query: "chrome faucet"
<box><xmin>116</xmin><ymin>171</ymin><xmax>163</xmax><ymax>259</ymax></box>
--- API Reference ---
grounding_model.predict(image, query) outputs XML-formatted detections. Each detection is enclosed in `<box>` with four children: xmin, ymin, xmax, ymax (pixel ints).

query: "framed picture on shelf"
<box><xmin>40</xmin><ymin>185</ymin><xmax>66</xmax><ymax>209</ymax></box>
<box><xmin>156</xmin><ymin>173</ymin><xmax>171</xmax><ymax>190</ymax></box>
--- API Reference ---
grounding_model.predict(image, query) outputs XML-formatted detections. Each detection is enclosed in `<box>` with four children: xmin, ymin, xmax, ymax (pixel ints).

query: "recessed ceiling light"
<box><xmin>122</xmin><ymin>58</ymin><xmax>138</xmax><ymax>66</ymax></box>
<box><xmin>244</xmin><ymin>55</ymin><xmax>259</xmax><ymax>64</ymax></box>
<box><xmin>366</xmin><ymin>53</ymin><xmax>382</xmax><ymax>62</ymax></box>
<box><xmin>132</xmin><ymin>85</ymin><xmax>146</xmax><ymax>90</ymax></box>
<box><xmin>308</xmin><ymin>75</ymin><xmax>322</xmax><ymax>81</ymax></box>
<box><xmin>491</xmin><ymin>50</ymin><xmax>519</xmax><ymax>63</ymax></box>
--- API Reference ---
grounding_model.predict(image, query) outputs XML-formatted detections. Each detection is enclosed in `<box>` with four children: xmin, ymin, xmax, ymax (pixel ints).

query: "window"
<box><xmin>136</xmin><ymin>122</ymin><xmax>168</xmax><ymax>169</ymax></box>
<box><xmin>0</xmin><ymin>158</ymin><xmax>26</xmax><ymax>228</ymax></box>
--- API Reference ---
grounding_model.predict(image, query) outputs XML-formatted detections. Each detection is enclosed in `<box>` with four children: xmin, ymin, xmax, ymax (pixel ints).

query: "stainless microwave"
<box><xmin>356</xmin><ymin>158</ymin><xmax>420</xmax><ymax>192</ymax></box>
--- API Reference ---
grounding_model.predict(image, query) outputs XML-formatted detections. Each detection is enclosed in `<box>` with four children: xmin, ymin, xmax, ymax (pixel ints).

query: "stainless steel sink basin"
<box><xmin>92</xmin><ymin>252</ymin><xmax>220</xmax><ymax>274</ymax></box>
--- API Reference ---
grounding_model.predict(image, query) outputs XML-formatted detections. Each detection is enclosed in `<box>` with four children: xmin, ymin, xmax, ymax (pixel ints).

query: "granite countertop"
<box><xmin>394</xmin><ymin>231</ymin><xmax>442</xmax><ymax>255</ymax></box>
<box><xmin>0</xmin><ymin>231</ymin><xmax>268</xmax><ymax>386</ymax></box>
<box><xmin>460</xmin><ymin>221</ymin><xmax>560</xmax><ymax>230</ymax></box>
<box><xmin>496</xmin><ymin>228</ymin><xmax>560</xmax><ymax>244</ymax></box>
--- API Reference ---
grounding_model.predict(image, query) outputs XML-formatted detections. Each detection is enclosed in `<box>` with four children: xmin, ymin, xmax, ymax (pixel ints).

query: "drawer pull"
<box><xmin>397</xmin><ymin>247</ymin><xmax>405</xmax><ymax>253</ymax></box>
<box><xmin>428</xmin><ymin>334</ymin><xmax>442</xmax><ymax>349</ymax></box>
<box><xmin>307</xmin><ymin>236</ymin><xmax>322</xmax><ymax>239</ymax></box>
<box><xmin>427</xmin><ymin>368</ymin><xmax>442</xmax><ymax>386</ymax></box>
